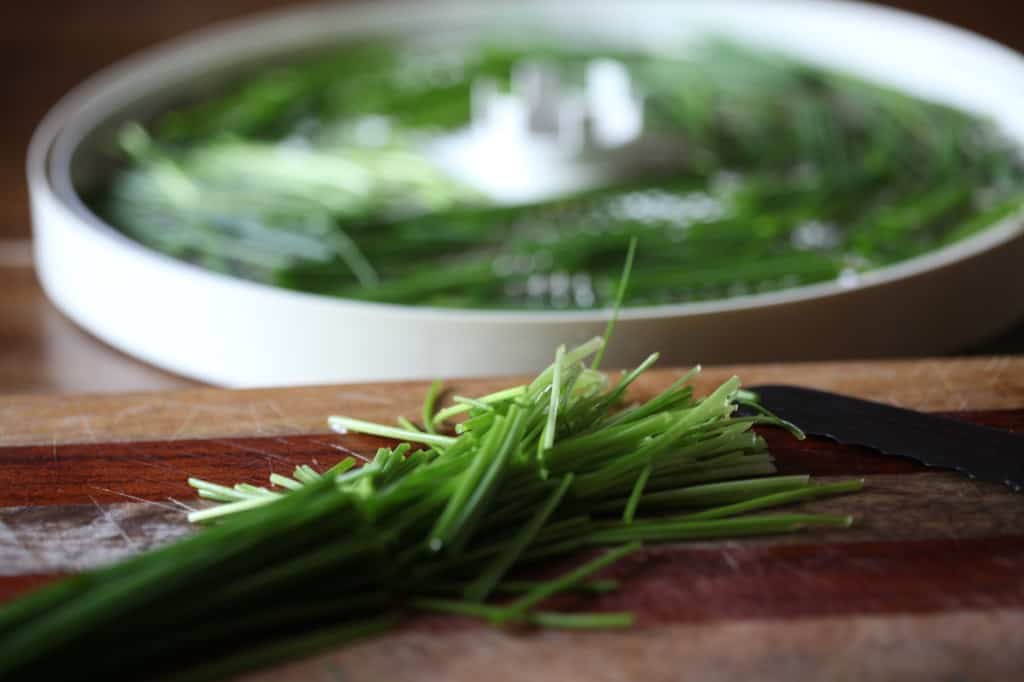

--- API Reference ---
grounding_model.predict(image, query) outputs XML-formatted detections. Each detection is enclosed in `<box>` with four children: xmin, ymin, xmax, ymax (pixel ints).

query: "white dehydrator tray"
<box><xmin>28</xmin><ymin>0</ymin><xmax>1024</xmax><ymax>387</ymax></box>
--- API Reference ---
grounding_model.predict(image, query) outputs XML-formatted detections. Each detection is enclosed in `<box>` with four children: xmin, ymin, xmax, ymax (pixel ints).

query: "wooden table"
<box><xmin>2</xmin><ymin>359</ymin><xmax>1023</xmax><ymax>680</ymax></box>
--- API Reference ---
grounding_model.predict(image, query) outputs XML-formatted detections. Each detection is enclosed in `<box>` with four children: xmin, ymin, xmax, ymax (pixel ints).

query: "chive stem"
<box><xmin>465</xmin><ymin>474</ymin><xmax>575</xmax><ymax>602</ymax></box>
<box><xmin>328</xmin><ymin>415</ymin><xmax>456</xmax><ymax>448</ymax></box>
<box><xmin>592</xmin><ymin>236</ymin><xmax>637</xmax><ymax>371</ymax></box>
<box><xmin>422</xmin><ymin>379</ymin><xmax>444</xmax><ymax>435</ymax></box>
<box><xmin>622</xmin><ymin>464</ymin><xmax>651</xmax><ymax>524</ymax></box>
<box><xmin>508</xmin><ymin>542</ymin><xmax>642</xmax><ymax>617</ymax></box>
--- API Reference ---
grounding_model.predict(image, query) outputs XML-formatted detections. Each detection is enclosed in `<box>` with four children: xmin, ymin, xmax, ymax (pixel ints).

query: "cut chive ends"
<box><xmin>0</xmin><ymin>334</ymin><xmax>864</xmax><ymax>680</ymax></box>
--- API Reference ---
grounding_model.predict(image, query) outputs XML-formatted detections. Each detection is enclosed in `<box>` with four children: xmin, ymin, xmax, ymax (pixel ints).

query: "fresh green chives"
<box><xmin>422</xmin><ymin>379</ymin><xmax>444</xmax><ymax>435</ymax></box>
<box><xmin>622</xmin><ymin>463</ymin><xmax>651</xmax><ymax>524</ymax></box>
<box><xmin>0</xmin><ymin>335</ymin><xmax>864</xmax><ymax>680</ymax></box>
<box><xmin>465</xmin><ymin>474</ymin><xmax>575</xmax><ymax>603</ymax></box>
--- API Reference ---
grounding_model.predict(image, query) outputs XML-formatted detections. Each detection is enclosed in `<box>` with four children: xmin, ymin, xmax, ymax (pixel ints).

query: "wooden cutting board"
<box><xmin>2</xmin><ymin>356</ymin><xmax>1024</xmax><ymax>681</ymax></box>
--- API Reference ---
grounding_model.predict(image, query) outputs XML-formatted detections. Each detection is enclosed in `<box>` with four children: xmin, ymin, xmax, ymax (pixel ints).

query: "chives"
<box><xmin>0</xmin><ymin>336</ymin><xmax>863</xmax><ymax>680</ymax></box>
<box><xmin>465</xmin><ymin>474</ymin><xmax>575</xmax><ymax>603</ymax></box>
<box><xmin>422</xmin><ymin>379</ymin><xmax>444</xmax><ymax>435</ymax></box>
<box><xmin>622</xmin><ymin>463</ymin><xmax>651</xmax><ymax>524</ymax></box>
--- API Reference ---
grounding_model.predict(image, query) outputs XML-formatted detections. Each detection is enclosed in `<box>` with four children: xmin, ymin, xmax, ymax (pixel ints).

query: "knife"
<box><xmin>744</xmin><ymin>385</ymin><xmax>1024</xmax><ymax>491</ymax></box>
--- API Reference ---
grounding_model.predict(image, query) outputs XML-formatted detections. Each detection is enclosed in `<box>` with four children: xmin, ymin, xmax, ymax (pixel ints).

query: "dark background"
<box><xmin>3</xmin><ymin>0</ymin><xmax>1023</xmax><ymax>356</ymax></box>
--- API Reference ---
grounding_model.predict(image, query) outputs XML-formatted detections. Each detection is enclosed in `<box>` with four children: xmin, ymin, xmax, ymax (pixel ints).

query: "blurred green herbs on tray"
<box><xmin>94</xmin><ymin>40</ymin><xmax>1024</xmax><ymax>309</ymax></box>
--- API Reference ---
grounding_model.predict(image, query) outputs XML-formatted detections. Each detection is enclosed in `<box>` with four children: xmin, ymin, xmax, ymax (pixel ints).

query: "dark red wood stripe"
<box><xmin>0</xmin><ymin>574</ymin><xmax>62</xmax><ymax>602</ymax></box>
<box><xmin>759</xmin><ymin>431</ymin><xmax>927</xmax><ymax>476</ymax></box>
<box><xmin>5</xmin><ymin>535</ymin><xmax>1023</xmax><ymax>623</ymax></box>
<box><xmin>598</xmin><ymin>534</ymin><xmax>1024</xmax><ymax>624</ymax></box>
<box><xmin>938</xmin><ymin>409</ymin><xmax>1024</xmax><ymax>432</ymax></box>
<box><xmin>0</xmin><ymin>433</ymin><xmax>394</xmax><ymax>507</ymax></box>
<box><xmin>403</xmin><ymin>534</ymin><xmax>1024</xmax><ymax>628</ymax></box>
<box><xmin>0</xmin><ymin>409</ymin><xmax>1020</xmax><ymax>507</ymax></box>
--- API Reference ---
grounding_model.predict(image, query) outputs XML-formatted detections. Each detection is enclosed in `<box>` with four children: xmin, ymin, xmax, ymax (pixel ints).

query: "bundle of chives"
<box><xmin>0</xmin><ymin>336</ymin><xmax>861</xmax><ymax>681</ymax></box>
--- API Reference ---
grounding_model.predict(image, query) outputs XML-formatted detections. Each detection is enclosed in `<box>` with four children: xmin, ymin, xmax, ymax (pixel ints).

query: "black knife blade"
<box><xmin>745</xmin><ymin>385</ymin><xmax>1024</xmax><ymax>491</ymax></box>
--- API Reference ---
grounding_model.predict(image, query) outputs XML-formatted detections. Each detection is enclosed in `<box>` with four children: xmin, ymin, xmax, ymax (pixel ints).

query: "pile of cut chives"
<box><xmin>0</xmin><ymin>338</ymin><xmax>861</xmax><ymax>681</ymax></box>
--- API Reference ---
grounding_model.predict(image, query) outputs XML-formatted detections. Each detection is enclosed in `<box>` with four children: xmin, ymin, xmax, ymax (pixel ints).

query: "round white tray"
<box><xmin>28</xmin><ymin>0</ymin><xmax>1024</xmax><ymax>387</ymax></box>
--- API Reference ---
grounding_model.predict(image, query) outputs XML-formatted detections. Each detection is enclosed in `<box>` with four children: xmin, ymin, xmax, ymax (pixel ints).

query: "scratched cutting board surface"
<box><xmin>1</xmin><ymin>356</ymin><xmax>1024</xmax><ymax>681</ymax></box>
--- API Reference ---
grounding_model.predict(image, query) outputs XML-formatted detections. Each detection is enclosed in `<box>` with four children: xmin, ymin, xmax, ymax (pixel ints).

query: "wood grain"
<box><xmin>2</xmin><ymin>471</ymin><xmax>1022</xmax><ymax>577</ymax></box>
<box><xmin>254</xmin><ymin>609</ymin><xmax>1024</xmax><ymax>682</ymax></box>
<box><xmin>2</xmin><ymin>406</ymin><xmax>1022</xmax><ymax>507</ymax></box>
<box><xmin>3</xmin><ymin>356</ymin><xmax>1024</xmax><ymax>446</ymax></box>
